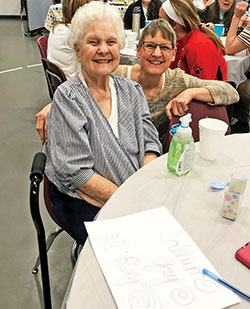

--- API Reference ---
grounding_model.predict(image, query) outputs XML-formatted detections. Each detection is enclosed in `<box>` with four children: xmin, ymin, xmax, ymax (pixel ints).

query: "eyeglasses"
<box><xmin>142</xmin><ymin>42</ymin><xmax>173</xmax><ymax>53</ymax></box>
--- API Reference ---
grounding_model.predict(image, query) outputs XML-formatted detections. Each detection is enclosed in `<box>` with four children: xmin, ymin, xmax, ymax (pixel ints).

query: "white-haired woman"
<box><xmin>44</xmin><ymin>1</ymin><xmax>162</xmax><ymax>244</ymax></box>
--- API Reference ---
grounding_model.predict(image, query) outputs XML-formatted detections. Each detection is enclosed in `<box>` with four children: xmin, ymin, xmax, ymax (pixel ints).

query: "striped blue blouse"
<box><xmin>44</xmin><ymin>74</ymin><xmax>162</xmax><ymax>198</ymax></box>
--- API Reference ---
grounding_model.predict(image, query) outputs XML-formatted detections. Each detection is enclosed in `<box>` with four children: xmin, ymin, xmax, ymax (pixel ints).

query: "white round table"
<box><xmin>63</xmin><ymin>133</ymin><xmax>250</xmax><ymax>309</ymax></box>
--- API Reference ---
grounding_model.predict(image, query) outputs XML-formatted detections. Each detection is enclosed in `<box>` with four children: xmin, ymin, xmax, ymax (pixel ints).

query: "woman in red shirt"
<box><xmin>159</xmin><ymin>0</ymin><xmax>227</xmax><ymax>81</ymax></box>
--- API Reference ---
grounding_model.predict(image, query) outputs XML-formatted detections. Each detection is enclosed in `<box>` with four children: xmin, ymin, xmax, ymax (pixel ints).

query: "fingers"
<box><xmin>35</xmin><ymin>103</ymin><xmax>52</xmax><ymax>144</ymax></box>
<box><xmin>36</xmin><ymin>114</ymin><xmax>46</xmax><ymax>143</ymax></box>
<box><xmin>165</xmin><ymin>101</ymin><xmax>173</xmax><ymax>120</ymax></box>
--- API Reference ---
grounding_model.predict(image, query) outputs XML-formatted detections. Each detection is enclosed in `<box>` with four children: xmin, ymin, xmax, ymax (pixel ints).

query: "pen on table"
<box><xmin>202</xmin><ymin>268</ymin><xmax>250</xmax><ymax>302</ymax></box>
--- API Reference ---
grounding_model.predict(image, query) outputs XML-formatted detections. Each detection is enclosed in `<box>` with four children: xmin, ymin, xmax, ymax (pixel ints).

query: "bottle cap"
<box><xmin>180</xmin><ymin>113</ymin><xmax>192</xmax><ymax>128</ymax></box>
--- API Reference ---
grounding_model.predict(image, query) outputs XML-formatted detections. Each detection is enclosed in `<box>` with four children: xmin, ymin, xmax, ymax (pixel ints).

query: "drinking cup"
<box><xmin>126</xmin><ymin>32</ymin><xmax>137</xmax><ymax>50</ymax></box>
<box><xmin>198</xmin><ymin>118</ymin><xmax>228</xmax><ymax>161</ymax></box>
<box><xmin>214</xmin><ymin>24</ymin><xmax>224</xmax><ymax>38</ymax></box>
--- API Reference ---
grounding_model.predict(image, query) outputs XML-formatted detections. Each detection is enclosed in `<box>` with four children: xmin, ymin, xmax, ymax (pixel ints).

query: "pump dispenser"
<box><xmin>167</xmin><ymin>113</ymin><xmax>195</xmax><ymax>176</ymax></box>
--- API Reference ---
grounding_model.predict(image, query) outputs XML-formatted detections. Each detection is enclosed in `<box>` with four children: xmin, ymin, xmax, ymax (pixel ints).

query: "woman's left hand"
<box><xmin>165</xmin><ymin>89</ymin><xmax>194</xmax><ymax>119</ymax></box>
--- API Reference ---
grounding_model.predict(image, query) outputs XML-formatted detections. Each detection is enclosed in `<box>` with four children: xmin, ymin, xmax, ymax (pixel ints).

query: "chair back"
<box><xmin>166</xmin><ymin>100</ymin><xmax>231</xmax><ymax>152</ymax></box>
<box><xmin>37</xmin><ymin>36</ymin><xmax>48</xmax><ymax>59</ymax></box>
<box><xmin>41</xmin><ymin>58</ymin><xmax>67</xmax><ymax>100</ymax></box>
<box><xmin>43</xmin><ymin>175</ymin><xmax>61</xmax><ymax>226</ymax></box>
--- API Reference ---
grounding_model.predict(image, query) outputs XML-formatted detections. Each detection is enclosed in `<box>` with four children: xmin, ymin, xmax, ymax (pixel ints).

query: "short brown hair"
<box><xmin>139</xmin><ymin>19</ymin><xmax>176</xmax><ymax>48</ymax></box>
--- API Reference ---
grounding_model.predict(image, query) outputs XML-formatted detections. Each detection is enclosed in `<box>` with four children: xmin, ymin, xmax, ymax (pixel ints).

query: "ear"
<box><xmin>171</xmin><ymin>47</ymin><xmax>177</xmax><ymax>62</ymax></box>
<box><xmin>74</xmin><ymin>43</ymin><xmax>81</xmax><ymax>62</ymax></box>
<box><xmin>136</xmin><ymin>44</ymin><xmax>141</xmax><ymax>58</ymax></box>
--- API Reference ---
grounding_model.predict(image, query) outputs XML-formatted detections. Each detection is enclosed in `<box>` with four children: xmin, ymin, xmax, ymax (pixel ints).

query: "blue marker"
<box><xmin>202</xmin><ymin>269</ymin><xmax>250</xmax><ymax>302</ymax></box>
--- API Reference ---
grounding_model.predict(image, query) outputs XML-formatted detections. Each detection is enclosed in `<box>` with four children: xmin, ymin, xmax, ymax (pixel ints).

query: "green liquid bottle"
<box><xmin>167</xmin><ymin>113</ymin><xmax>195</xmax><ymax>177</ymax></box>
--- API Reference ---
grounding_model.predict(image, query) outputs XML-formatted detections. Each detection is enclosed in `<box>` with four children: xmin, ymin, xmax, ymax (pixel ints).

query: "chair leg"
<box><xmin>71</xmin><ymin>241</ymin><xmax>83</xmax><ymax>268</ymax></box>
<box><xmin>32</xmin><ymin>225</ymin><xmax>64</xmax><ymax>274</ymax></box>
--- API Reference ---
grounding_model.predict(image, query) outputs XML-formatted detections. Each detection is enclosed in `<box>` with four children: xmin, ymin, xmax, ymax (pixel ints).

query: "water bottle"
<box><xmin>167</xmin><ymin>113</ymin><xmax>195</xmax><ymax>177</ymax></box>
<box><xmin>132</xmin><ymin>6</ymin><xmax>141</xmax><ymax>40</ymax></box>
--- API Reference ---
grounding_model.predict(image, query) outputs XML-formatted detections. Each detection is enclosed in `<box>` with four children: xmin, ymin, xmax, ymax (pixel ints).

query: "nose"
<box><xmin>152</xmin><ymin>45</ymin><xmax>162</xmax><ymax>56</ymax></box>
<box><xmin>98</xmin><ymin>42</ymin><xmax>109</xmax><ymax>54</ymax></box>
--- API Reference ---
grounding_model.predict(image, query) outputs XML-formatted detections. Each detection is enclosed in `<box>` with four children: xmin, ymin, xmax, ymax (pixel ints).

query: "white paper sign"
<box><xmin>85</xmin><ymin>206</ymin><xmax>240</xmax><ymax>309</ymax></box>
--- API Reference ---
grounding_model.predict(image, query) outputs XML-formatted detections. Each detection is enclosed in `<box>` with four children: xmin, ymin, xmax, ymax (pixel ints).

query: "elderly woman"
<box><xmin>114</xmin><ymin>19</ymin><xmax>239</xmax><ymax>148</ymax></box>
<box><xmin>159</xmin><ymin>0</ymin><xmax>227</xmax><ymax>80</ymax></box>
<box><xmin>44</xmin><ymin>1</ymin><xmax>162</xmax><ymax>244</ymax></box>
<box><xmin>199</xmin><ymin>0</ymin><xmax>235</xmax><ymax>35</ymax></box>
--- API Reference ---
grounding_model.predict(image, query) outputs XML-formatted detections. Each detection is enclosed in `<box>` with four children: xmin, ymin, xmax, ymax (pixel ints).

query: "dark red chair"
<box><xmin>41</xmin><ymin>57</ymin><xmax>67</xmax><ymax>100</ymax></box>
<box><xmin>166</xmin><ymin>100</ymin><xmax>231</xmax><ymax>152</ymax></box>
<box><xmin>37</xmin><ymin>35</ymin><xmax>48</xmax><ymax>59</ymax></box>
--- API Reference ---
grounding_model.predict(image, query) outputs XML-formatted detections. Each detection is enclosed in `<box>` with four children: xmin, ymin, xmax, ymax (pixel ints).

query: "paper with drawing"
<box><xmin>85</xmin><ymin>206</ymin><xmax>240</xmax><ymax>309</ymax></box>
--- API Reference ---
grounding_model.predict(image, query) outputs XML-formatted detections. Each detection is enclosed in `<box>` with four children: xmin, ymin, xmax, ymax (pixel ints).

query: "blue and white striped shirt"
<box><xmin>44</xmin><ymin>74</ymin><xmax>162</xmax><ymax>198</ymax></box>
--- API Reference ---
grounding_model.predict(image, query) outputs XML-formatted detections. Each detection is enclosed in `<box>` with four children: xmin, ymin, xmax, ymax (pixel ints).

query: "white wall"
<box><xmin>0</xmin><ymin>0</ymin><xmax>20</xmax><ymax>15</ymax></box>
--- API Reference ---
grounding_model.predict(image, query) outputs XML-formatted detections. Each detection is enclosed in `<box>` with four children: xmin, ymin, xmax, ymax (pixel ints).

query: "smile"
<box><xmin>148</xmin><ymin>60</ymin><xmax>163</xmax><ymax>65</ymax></box>
<box><xmin>94</xmin><ymin>60</ymin><xmax>112</xmax><ymax>63</ymax></box>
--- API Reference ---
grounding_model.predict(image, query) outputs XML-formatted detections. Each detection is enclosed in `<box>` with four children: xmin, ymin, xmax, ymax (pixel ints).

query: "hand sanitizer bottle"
<box><xmin>167</xmin><ymin>113</ymin><xmax>195</xmax><ymax>176</ymax></box>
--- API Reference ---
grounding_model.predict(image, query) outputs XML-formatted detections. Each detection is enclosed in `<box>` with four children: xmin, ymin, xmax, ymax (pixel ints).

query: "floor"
<box><xmin>0</xmin><ymin>17</ymin><xmax>73</xmax><ymax>309</ymax></box>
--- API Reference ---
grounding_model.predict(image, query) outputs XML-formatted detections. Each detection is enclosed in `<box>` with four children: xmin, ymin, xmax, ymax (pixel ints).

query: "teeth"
<box><xmin>149</xmin><ymin>61</ymin><xmax>162</xmax><ymax>64</ymax></box>
<box><xmin>95</xmin><ymin>60</ymin><xmax>111</xmax><ymax>63</ymax></box>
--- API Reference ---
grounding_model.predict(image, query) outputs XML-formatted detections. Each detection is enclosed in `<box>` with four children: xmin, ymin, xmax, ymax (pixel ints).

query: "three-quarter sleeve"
<box><xmin>46</xmin><ymin>86</ymin><xmax>95</xmax><ymax>191</ymax></box>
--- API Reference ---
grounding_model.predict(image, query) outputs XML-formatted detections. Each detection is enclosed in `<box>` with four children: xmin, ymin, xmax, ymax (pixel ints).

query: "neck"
<box><xmin>132</xmin><ymin>66</ymin><xmax>164</xmax><ymax>99</ymax></box>
<box><xmin>81</xmin><ymin>69</ymin><xmax>110</xmax><ymax>92</ymax></box>
<box><xmin>142</xmin><ymin>1</ymin><xmax>149</xmax><ymax>9</ymax></box>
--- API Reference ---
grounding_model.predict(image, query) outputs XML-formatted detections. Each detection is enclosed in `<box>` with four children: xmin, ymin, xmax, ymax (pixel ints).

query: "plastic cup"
<box><xmin>214</xmin><ymin>24</ymin><xmax>224</xmax><ymax>38</ymax></box>
<box><xmin>126</xmin><ymin>32</ymin><xmax>137</xmax><ymax>50</ymax></box>
<box><xmin>198</xmin><ymin>118</ymin><xmax>228</xmax><ymax>161</ymax></box>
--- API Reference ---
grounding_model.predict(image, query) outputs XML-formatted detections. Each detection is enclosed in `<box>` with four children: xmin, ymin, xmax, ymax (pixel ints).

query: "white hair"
<box><xmin>69</xmin><ymin>2</ymin><xmax>125</xmax><ymax>49</ymax></box>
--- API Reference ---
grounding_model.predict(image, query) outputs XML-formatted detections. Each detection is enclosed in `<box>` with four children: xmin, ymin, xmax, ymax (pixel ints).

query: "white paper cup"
<box><xmin>198</xmin><ymin>118</ymin><xmax>228</xmax><ymax>161</ymax></box>
<box><xmin>126</xmin><ymin>31</ymin><xmax>137</xmax><ymax>49</ymax></box>
<box><xmin>127</xmin><ymin>39</ymin><xmax>136</xmax><ymax>50</ymax></box>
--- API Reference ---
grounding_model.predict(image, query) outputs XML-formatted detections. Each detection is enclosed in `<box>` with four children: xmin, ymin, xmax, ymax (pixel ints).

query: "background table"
<box><xmin>221</xmin><ymin>36</ymin><xmax>250</xmax><ymax>88</ymax></box>
<box><xmin>63</xmin><ymin>133</ymin><xmax>250</xmax><ymax>309</ymax></box>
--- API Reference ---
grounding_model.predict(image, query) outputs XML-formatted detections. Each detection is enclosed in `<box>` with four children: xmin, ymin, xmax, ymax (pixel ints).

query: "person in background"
<box><xmin>226</xmin><ymin>1</ymin><xmax>250</xmax><ymax>133</ymax></box>
<box><xmin>44</xmin><ymin>2</ymin><xmax>162</xmax><ymax>245</ymax></box>
<box><xmin>36</xmin><ymin>19</ymin><xmax>239</xmax><ymax>150</ymax></box>
<box><xmin>47</xmin><ymin>0</ymin><xmax>90</xmax><ymax>79</ymax></box>
<box><xmin>123</xmin><ymin>0</ymin><xmax>162</xmax><ymax>29</ymax></box>
<box><xmin>159</xmin><ymin>0</ymin><xmax>227</xmax><ymax>81</ymax></box>
<box><xmin>198</xmin><ymin>0</ymin><xmax>236</xmax><ymax>35</ymax></box>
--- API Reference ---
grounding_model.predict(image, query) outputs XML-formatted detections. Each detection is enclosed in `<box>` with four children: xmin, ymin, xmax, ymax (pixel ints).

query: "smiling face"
<box><xmin>218</xmin><ymin>0</ymin><xmax>234</xmax><ymax>12</ymax></box>
<box><xmin>137</xmin><ymin>30</ymin><xmax>176</xmax><ymax>76</ymax></box>
<box><xmin>75</xmin><ymin>19</ymin><xmax>120</xmax><ymax>79</ymax></box>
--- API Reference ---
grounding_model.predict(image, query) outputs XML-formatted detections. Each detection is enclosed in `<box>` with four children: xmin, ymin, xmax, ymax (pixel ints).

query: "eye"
<box><xmin>161</xmin><ymin>45</ymin><xmax>172</xmax><ymax>52</ymax></box>
<box><xmin>88</xmin><ymin>40</ymin><xmax>98</xmax><ymax>46</ymax></box>
<box><xmin>145</xmin><ymin>43</ymin><xmax>156</xmax><ymax>50</ymax></box>
<box><xmin>107</xmin><ymin>40</ymin><xmax>118</xmax><ymax>46</ymax></box>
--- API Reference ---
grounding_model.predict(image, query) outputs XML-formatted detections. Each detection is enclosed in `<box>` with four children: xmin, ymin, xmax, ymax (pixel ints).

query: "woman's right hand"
<box><xmin>36</xmin><ymin>103</ymin><xmax>52</xmax><ymax>143</ymax></box>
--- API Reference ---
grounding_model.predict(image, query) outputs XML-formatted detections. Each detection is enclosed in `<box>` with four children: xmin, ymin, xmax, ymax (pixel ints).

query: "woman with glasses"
<box><xmin>159</xmin><ymin>0</ymin><xmax>227</xmax><ymax>81</ymax></box>
<box><xmin>114</xmin><ymin>19</ymin><xmax>238</xmax><ymax>149</ymax></box>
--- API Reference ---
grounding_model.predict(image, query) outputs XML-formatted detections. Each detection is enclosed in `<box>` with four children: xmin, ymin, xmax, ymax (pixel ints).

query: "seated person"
<box><xmin>43</xmin><ymin>2</ymin><xmax>162</xmax><ymax>245</ymax></box>
<box><xmin>159</xmin><ymin>0</ymin><xmax>228</xmax><ymax>81</ymax></box>
<box><xmin>198</xmin><ymin>0</ymin><xmax>235</xmax><ymax>35</ymax></box>
<box><xmin>47</xmin><ymin>0</ymin><xmax>89</xmax><ymax>79</ymax></box>
<box><xmin>123</xmin><ymin>0</ymin><xmax>162</xmax><ymax>30</ymax></box>
<box><xmin>226</xmin><ymin>1</ymin><xmax>250</xmax><ymax>133</ymax></box>
<box><xmin>37</xmin><ymin>19</ymin><xmax>239</xmax><ymax>151</ymax></box>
